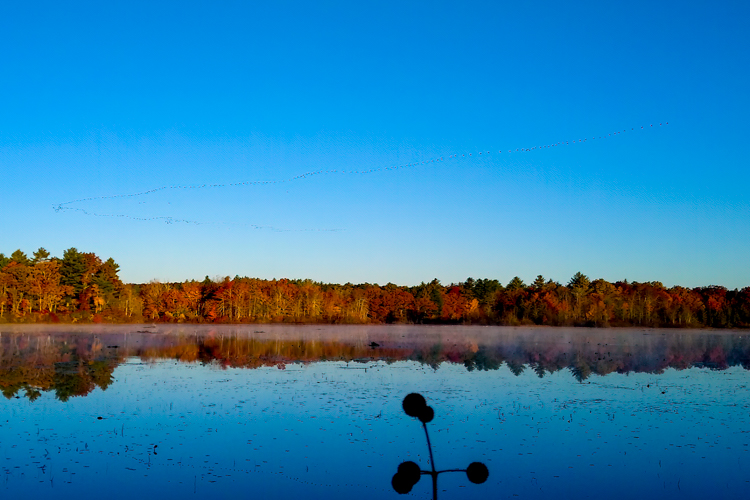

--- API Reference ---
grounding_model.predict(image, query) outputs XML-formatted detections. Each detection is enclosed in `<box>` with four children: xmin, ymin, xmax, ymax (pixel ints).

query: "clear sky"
<box><xmin>1</xmin><ymin>0</ymin><xmax>748</xmax><ymax>288</ymax></box>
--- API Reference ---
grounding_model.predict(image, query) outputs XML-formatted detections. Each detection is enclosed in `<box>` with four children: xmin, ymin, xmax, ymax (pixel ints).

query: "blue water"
<box><xmin>1</xmin><ymin>325</ymin><xmax>749</xmax><ymax>499</ymax></box>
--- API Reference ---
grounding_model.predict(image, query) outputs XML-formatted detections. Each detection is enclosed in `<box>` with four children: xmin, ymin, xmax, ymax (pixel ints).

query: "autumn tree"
<box><xmin>441</xmin><ymin>286</ymin><xmax>470</xmax><ymax>321</ymax></box>
<box><xmin>28</xmin><ymin>260</ymin><xmax>72</xmax><ymax>312</ymax></box>
<box><xmin>4</xmin><ymin>262</ymin><xmax>30</xmax><ymax>315</ymax></box>
<box><xmin>180</xmin><ymin>281</ymin><xmax>203</xmax><ymax>318</ymax></box>
<box><xmin>0</xmin><ymin>269</ymin><xmax>11</xmax><ymax>314</ymax></box>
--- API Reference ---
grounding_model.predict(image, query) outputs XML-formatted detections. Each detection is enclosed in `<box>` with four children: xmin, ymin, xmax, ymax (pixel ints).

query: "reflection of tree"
<box><xmin>570</xmin><ymin>357</ymin><xmax>592</xmax><ymax>382</ymax></box>
<box><xmin>531</xmin><ymin>362</ymin><xmax>546</xmax><ymax>378</ymax></box>
<box><xmin>412</xmin><ymin>342</ymin><xmax>444</xmax><ymax>370</ymax></box>
<box><xmin>469</xmin><ymin>346</ymin><xmax>503</xmax><ymax>371</ymax></box>
<box><xmin>0</xmin><ymin>335</ymin><xmax>120</xmax><ymax>401</ymax></box>
<box><xmin>54</xmin><ymin>362</ymin><xmax>95</xmax><ymax>402</ymax></box>
<box><xmin>506</xmin><ymin>361</ymin><xmax>526</xmax><ymax>377</ymax></box>
<box><xmin>4</xmin><ymin>330</ymin><xmax>750</xmax><ymax>401</ymax></box>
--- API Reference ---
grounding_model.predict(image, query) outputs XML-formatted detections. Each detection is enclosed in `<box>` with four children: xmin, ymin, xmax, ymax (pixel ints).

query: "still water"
<box><xmin>1</xmin><ymin>325</ymin><xmax>749</xmax><ymax>499</ymax></box>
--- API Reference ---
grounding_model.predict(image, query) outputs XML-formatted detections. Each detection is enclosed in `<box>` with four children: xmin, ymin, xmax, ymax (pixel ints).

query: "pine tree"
<box><xmin>60</xmin><ymin>248</ymin><xmax>87</xmax><ymax>295</ymax></box>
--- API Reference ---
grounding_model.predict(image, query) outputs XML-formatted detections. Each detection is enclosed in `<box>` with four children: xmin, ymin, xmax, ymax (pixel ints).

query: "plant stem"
<box><xmin>423</xmin><ymin>422</ymin><xmax>438</xmax><ymax>500</ymax></box>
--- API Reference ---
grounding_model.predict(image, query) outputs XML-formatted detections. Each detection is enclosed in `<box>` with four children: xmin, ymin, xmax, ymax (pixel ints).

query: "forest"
<box><xmin>1</xmin><ymin>247</ymin><xmax>749</xmax><ymax>328</ymax></box>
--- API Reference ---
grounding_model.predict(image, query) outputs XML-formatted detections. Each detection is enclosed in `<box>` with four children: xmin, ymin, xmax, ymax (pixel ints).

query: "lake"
<box><xmin>1</xmin><ymin>324</ymin><xmax>749</xmax><ymax>499</ymax></box>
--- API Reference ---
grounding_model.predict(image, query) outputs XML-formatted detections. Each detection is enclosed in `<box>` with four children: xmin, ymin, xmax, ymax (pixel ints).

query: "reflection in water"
<box><xmin>1</xmin><ymin>325</ymin><xmax>749</xmax><ymax>401</ymax></box>
<box><xmin>1</xmin><ymin>325</ymin><xmax>749</xmax><ymax>499</ymax></box>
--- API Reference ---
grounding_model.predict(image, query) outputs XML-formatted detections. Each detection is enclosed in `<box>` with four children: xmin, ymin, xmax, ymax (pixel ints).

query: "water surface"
<box><xmin>1</xmin><ymin>325</ymin><xmax>749</xmax><ymax>499</ymax></box>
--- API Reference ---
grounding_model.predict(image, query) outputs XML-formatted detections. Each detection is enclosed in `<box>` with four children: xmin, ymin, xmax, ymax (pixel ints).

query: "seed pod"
<box><xmin>466</xmin><ymin>462</ymin><xmax>489</xmax><ymax>484</ymax></box>
<box><xmin>402</xmin><ymin>393</ymin><xmax>427</xmax><ymax>417</ymax></box>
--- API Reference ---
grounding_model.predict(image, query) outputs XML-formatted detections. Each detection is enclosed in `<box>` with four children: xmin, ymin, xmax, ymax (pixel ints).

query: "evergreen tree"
<box><xmin>92</xmin><ymin>257</ymin><xmax>121</xmax><ymax>295</ymax></box>
<box><xmin>428</xmin><ymin>279</ymin><xmax>444</xmax><ymax>312</ymax></box>
<box><xmin>472</xmin><ymin>278</ymin><xmax>502</xmax><ymax>306</ymax></box>
<box><xmin>461</xmin><ymin>277</ymin><xmax>476</xmax><ymax>300</ymax></box>
<box><xmin>32</xmin><ymin>247</ymin><xmax>50</xmax><ymax>263</ymax></box>
<box><xmin>506</xmin><ymin>276</ymin><xmax>526</xmax><ymax>291</ymax></box>
<box><xmin>10</xmin><ymin>250</ymin><xmax>29</xmax><ymax>266</ymax></box>
<box><xmin>60</xmin><ymin>248</ymin><xmax>87</xmax><ymax>295</ymax></box>
<box><xmin>567</xmin><ymin>272</ymin><xmax>591</xmax><ymax>322</ymax></box>
<box><xmin>568</xmin><ymin>272</ymin><xmax>591</xmax><ymax>291</ymax></box>
<box><xmin>532</xmin><ymin>275</ymin><xmax>546</xmax><ymax>289</ymax></box>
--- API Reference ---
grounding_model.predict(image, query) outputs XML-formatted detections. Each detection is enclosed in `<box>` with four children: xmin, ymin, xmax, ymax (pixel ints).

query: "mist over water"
<box><xmin>1</xmin><ymin>325</ymin><xmax>749</xmax><ymax>499</ymax></box>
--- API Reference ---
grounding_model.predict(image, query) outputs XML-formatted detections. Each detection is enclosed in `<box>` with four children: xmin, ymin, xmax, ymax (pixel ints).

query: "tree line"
<box><xmin>1</xmin><ymin>247</ymin><xmax>749</xmax><ymax>327</ymax></box>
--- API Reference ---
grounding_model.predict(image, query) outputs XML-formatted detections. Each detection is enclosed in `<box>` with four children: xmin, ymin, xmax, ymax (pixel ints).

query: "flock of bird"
<box><xmin>52</xmin><ymin>122</ymin><xmax>668</xmax><ymax>228</ymax></box>
<box><xmin>52</xmin><ymin>205</ymin><xmax>345</xmax><ymax>231</ymax></box>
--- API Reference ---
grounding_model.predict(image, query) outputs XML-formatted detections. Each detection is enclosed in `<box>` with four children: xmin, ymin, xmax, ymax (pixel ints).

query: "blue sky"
<box><xmin>1</xmin><ymin>0</ymin><xmax>748</xmax><ymax>288</ymax></box>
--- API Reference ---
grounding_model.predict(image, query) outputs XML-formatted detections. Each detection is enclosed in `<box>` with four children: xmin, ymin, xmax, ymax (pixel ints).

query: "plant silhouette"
<box><xmin>392</xmin><ymin>393</ymin><xmax>488</xmax><ymax>498</ymax></box>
